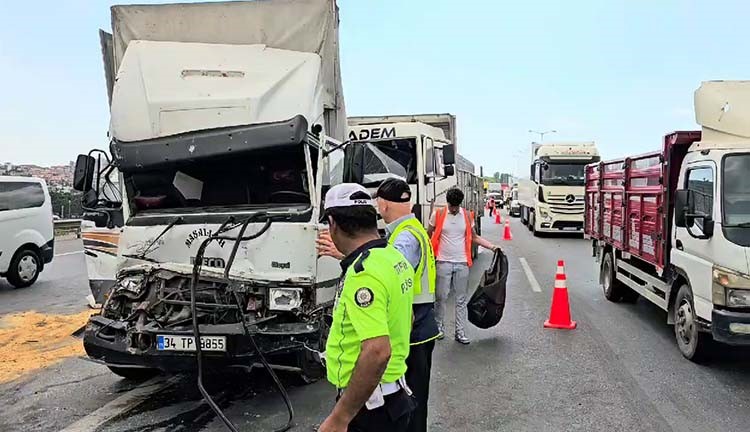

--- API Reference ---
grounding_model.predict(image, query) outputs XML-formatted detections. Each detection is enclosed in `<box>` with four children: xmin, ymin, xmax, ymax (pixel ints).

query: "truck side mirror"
<box><xmin>674</xmin><ymin>189</ymin><xmax>692</xmax><ymax>227</ymax></box>
<box><xmin>73</xmin><ymin>154</ymin><xmax>96</xmax><ymax>192</ymax></box>
<box><xmin>442</xmin><ymin>144</ymin><xmax>456</xmax><ymax>165</ymax></box>
<box><xmin>444</xmin><ymin>165</ymin><xmax>455</xmax><ymax>177</ymax></box>
<box><xmin>700</xmin><ymin>215</ymin><xmax>715</xmax><ymax>238</ymax></box>
<box><xmin>82</xmin><ymin>189</ymin><xmax>98</xmax><ymax>209</ymax></box>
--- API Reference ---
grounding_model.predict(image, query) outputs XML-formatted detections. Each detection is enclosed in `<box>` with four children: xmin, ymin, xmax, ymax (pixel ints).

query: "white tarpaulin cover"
<box><xmin>106</xmin><ymin>0</ymin><xmax>345</xmax><ymax>140</ymax></box>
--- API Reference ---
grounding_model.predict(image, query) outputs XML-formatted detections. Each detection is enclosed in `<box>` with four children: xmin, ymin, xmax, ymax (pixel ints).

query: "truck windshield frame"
<box><xmin>349</xmin><ymin>138</ymin><xmax>418</xmax><ymax>186</ymax></box>
<box><xmin>722</xmin><ymin>152</ymin><xmax>750</xmax><ymax>246</ymax></box>
<box><xmin>539</xmin><ymin>159</ymin><xmax>592</xmax><ymax>186</ymax></box>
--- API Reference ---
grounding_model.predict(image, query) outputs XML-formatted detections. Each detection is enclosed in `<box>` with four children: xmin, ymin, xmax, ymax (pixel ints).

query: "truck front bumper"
<box><xmin>712</xmin><ymin>309</ymin><xmax>750</xmax><ymax>345</ymax></box>
<box><xmin>537</xmin><ymin>213</ymin><xmax>584</xmax><ymax>233</ymax></box>
<box><xmin>83</xmin><ymin>314</ymin><xmax>322</xmax><ymax>372</ymax></box>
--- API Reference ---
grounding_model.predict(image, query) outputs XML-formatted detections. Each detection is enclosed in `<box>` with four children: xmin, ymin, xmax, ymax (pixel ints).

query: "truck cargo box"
<box><xmin>584</xmin><ymin>131</ymin><xmax>701</xmax><ymax>269</ymax></box>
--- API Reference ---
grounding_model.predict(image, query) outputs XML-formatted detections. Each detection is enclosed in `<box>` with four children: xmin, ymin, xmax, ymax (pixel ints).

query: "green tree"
<box><xmin>493</xmin><ymin>172</ymin><xmax>501</xmax><ymax>182</ymax></box>
<box><xmin>49</xmin><ymin>190</ymin><xmax>83</xmax><ymax>218</ymax></box>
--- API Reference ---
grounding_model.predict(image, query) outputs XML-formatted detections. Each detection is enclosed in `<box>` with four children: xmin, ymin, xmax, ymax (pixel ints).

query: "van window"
<box><xmin>0</xmin><ymin>182</ymin><xmax>45</xmax><ymax>211</ymax></box>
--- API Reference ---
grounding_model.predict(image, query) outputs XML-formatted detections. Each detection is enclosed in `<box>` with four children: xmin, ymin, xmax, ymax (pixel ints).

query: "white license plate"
<box><xmin>157</xmin><ymin>335</ymin><xmax>226</xmax><ymax>352</ymax></box>
<box><xmin>563</xmin><ymin>227</ymin><xmax>580</xmax><ymax>231</ymax></box>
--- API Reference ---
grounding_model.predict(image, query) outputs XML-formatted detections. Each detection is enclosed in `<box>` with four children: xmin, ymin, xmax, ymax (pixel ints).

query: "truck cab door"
<box><xmin>672</xmin><ymin>161</ymin><xmax>717</xmax><ymax>321</ymax></box>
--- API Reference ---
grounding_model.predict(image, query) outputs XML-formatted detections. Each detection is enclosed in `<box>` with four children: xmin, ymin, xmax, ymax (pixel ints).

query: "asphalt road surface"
<box><xmin>1</xmin><ymin>219</ymin><xmax>749</xmax><ymax>432</ymax></box>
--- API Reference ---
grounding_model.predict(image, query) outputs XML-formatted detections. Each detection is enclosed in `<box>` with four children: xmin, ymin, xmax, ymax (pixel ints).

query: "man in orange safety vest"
<box><xmin>427</xmin><ymin>188</ymin><xmax>498</xmax><ymax>344</ymax></box>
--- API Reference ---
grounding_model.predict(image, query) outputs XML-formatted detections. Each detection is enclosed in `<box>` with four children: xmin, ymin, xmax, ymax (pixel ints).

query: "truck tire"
<box><xmin>601</xmin><ymin>251</ymin><xmax>637</xmax><ymax>302</ymax></box>
<box><xmin>528</xmin><ymin>212</ymin><xmax>535</xmax><ymax>233</ymax></box>
<box><xmin>7</xmin><ymin>247</ymin><xmax>42</xmax><ymax>288</ymax></box>
<box><xmin>674</xmin><ymin>284</ymin><xmax>712</xmax><ymax>362</ymax></box>
<box><xmin>107</xmin><ymin>366</ymin><xmax>159</xmax><ymax>381</ymax></box>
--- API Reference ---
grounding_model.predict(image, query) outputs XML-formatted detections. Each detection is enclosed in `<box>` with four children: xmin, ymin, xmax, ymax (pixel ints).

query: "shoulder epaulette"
<box><xmin>353</xmin><ymin>250</ymin><xmax>370</xmax><ymax>273</ymax></box>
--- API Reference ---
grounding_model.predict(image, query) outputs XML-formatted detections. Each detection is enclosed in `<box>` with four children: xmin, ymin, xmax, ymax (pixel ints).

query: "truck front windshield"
<box><xmin>124</xmin><ymin>145</ymin><xmax>311</xmax><ymax>215</ymax></box>
<box><xmin>356</xmin><ymin>139</ymin><xmax>418</xmax><ymax>186</ymax></box>
<box><xmin>541</xmin><ymin>163</ymin><xmax>586</xmax><ymax>186</ymax></box>
<box><xmin>723</xmin><ymin>154</ymin><xmax>750</xmax><ymax>227</ymax></box>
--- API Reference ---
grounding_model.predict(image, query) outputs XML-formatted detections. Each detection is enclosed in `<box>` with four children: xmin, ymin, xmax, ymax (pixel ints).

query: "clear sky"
<box><xmin>1</xmin><ymin>0</ymin><xmax>749</xmax><ymax>177</ymax></box>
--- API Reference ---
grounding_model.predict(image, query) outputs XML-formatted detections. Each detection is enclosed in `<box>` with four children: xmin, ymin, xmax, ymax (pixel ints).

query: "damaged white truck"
<box><xmin>73</xmin><ymin>0</ymin><xmax>345</xmax><ymax>381</ymax></box>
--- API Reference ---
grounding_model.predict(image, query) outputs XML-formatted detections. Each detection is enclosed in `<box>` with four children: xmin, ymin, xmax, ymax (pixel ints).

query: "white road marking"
<box><xmin>519</xmin><ymin>257</ymin><xmax>542</xmax><ymax>293</ymax></box>
<box><xmin>60</xmin><ymin>375</ymin><xmax>179</xmax><ymax>432</ymax></box>
<box><xmin>55</xmin><ymin>251</ymin><xmax>84</xmax><ymax>257</ymax></box>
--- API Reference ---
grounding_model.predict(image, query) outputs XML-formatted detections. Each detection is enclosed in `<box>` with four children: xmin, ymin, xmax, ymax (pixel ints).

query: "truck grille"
<box><xmin>546</xmin><ymin>194</ymin><xmax>584</xmax><ymax>215</ymax></box>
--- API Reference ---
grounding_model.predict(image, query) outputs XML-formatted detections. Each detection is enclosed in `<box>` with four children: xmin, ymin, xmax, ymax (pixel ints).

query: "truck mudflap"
<box><xmin>83</xmin><ymin>315</ymin><xmax>323</xmax><ymax>372</ymax></box>
<box><xmin>711</xmin><ymin>309</ymin><xmax>750</xmax><ymax>346</ymax></box>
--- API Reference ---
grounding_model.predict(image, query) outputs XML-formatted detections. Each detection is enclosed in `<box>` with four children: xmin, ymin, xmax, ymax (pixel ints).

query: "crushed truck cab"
<box><xmin>74</xmin><ymin>0</ymin><xmax>345</xmax><ymax>380</ymax></box>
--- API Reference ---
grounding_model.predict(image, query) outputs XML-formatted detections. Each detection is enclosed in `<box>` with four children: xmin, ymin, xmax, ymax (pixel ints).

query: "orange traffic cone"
<box><xmin>495</xmin><ymin>212</ymin><xmax>501</xmax><ymax>224</ymax></box>
<box><xmin>503</xmin><ymin>220</ymin><xmax>512</xmax><ymax>240</ymax></box>
<box><xmin>544</xmin><ymin>260</ymin><xmax>577</xmax><ymax>330</ymax></box>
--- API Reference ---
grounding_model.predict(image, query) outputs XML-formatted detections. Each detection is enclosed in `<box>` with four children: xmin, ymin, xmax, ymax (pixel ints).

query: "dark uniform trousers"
<box><xmin>340</xmin><ymin>389</ymin><xmax>416</xmax><ymax>432</ymax></box>
<box><xmin>405</xmin><ymin>339</ymin><xmax>436</xmax><ymax>432</ymax></box>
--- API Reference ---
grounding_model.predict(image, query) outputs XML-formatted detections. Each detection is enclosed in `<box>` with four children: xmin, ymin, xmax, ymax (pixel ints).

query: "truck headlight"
<box><xmin>539</xmin><ymin>209</ymin><xmax>551</xmax><ymax>221</ymax></box>
<box><xmin>712</xmin><ymin>266</ymin><xmax>750</xmax><ymax>307</ymax></box>
<box><xmin>727</xmin><ymin>289</ymin><xmax>750</xmax><ymax>308</ymax></box>
<box><xmin>269</xmin><ymin>288</ymin><xmax>303</xmax><ymax>311</ymax></box>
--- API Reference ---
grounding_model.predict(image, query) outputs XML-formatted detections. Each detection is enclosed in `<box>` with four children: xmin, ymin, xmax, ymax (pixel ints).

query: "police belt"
<box><xmin>337</xmin><ymin>376</ymin><xmax>411</xmax><ymax>398</ymax></box>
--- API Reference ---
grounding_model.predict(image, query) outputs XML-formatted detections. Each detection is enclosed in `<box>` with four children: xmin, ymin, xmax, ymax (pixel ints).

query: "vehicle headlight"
<box><xmin>539</xmin><ymin>209</ymin><xmax>551</xmax><ymax>220</ymax></box>
<box><xmin>712</xmin><ymin>266</ymin><xmax>750</xmax><ymax>307</ymax></box>
<box><xmin>269</xmin><ymin>288</ymin><xmax>303</xmax><ymax>311</ymax></box>
<box><xmin>118</xmin><ymin>274</ymin><xmax>145</xmax><ymax>294</ymax></box>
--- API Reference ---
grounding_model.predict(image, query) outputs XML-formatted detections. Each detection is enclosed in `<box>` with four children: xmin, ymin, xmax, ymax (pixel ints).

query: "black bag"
<box><xmin>467</xmin><ymin>249</ymin><xmax>509</xmax><ymax>329</ymax></box>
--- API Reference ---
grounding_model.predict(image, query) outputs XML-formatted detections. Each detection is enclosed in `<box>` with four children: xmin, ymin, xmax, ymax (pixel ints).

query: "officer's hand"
<box><xmin>318</xmin><ymin>414</ymin><xmax>347</xmax><ymax>432</ymax></box>
<box><xmin>317</xmin><ymin>230</ymin><xmax>345</xmax><ymax>260</ymax></box>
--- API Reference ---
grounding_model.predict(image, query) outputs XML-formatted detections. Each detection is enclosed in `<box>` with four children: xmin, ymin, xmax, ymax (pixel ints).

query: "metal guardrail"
<box><xmin>54</xmin><ymin>219</ymin><xmax>82</xmax><ymax>238</ymax></box>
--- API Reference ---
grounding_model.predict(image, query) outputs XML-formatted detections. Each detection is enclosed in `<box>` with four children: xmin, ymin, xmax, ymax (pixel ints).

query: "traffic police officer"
<box><xmin>319</xmin><ymin>183</ymin><xmax>416</xmax><ymax>432</ymax></box>
<box><xmin>374</xmin><ymin>177</ymin><xmax>439</xmax><ymax>432</ymax></box>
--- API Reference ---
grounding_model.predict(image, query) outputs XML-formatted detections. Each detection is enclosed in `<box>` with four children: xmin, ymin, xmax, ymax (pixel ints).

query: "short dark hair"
<box><xmin>446</xmin><ymin>188</ymin><xmax>464</xmax><ymax>206</ymax></box>
<box><xmin>327</xmin><ymin>205</ymin><xmax>378</xmax><ymax>236</ymax></box>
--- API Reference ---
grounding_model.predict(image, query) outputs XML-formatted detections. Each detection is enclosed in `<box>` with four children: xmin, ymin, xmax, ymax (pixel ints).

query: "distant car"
<box><xmin>486</xmin><ymin>192</ymin><xmax>504</xmax><ymax>209</ymax></box>
<box><xmin>508</xmin><ymin>189</ymin><xmax>520</xmax><ymax>217</ymax></box>
<box><xmin>0</xmin><ymin>176</ymin><xmax>54</xmax><ymax>288</ymax></box>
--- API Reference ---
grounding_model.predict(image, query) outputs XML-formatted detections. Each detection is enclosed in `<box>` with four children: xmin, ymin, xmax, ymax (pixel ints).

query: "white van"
<box><xmin>0</xmin><ymin>176</ymin><xmax>54</xmax><ymax>287</ymax></box>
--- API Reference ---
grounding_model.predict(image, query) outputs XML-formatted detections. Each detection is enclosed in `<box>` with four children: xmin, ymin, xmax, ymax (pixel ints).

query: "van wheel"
<box><xmin>601</xmin><ymin>251</ymin><xmax>637</xmax><ymax>302</ymax></box>
<box><xmin>107</xmin><ymin>366</ymin><xmax>159</xmax><ymax>381</ymax></box>
<box><xmin>7</xmin><ymin>248</ymin><xmax>41</xmax><ymax>288</ymax></box>
<box><xmin>674</xmin><ymin>285</ymin><xmax>712</xmax><ymax>362</ymax></box>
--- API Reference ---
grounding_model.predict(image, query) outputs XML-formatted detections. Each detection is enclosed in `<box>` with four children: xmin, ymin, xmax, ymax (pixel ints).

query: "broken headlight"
<box><xmin>269</xmin><ymin>288</ymin><xmax>303</xmax><ymax>311</ymax></box>
<box><xmin>118</xmin><ymin>274</ymin><xmax>146</xmax><ymax>295</ymax></box>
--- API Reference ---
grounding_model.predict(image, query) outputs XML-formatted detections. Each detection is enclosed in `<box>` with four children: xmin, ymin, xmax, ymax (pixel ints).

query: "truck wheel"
<box><xmin>674</xmin><ymin>284</ymin><xmax>712</xmax><ymax>362</ymax></box>
<box><xmin>601</xmin><ymin>251</ymin><xmax>635</xmax><ymax>302</ymax></box>
<box><xmin>7</xmin><ymin>248</ymin><xmax>41</xmax><ymax>288</ymax></box>
<box><xmin>107</xmin><ymin>366</ymin><xmax>159</xmax><ymax>381</ymax></box>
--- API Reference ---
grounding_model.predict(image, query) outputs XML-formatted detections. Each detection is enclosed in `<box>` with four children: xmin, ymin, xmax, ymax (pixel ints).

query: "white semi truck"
<box><xmin>73</xmin><ymin>0</ymin><xmax>345</xmax><ymax>381</ymax></box>
<box><xmin>588</xmin><ymin>81</ymin><xmax>750</xmax><ymax>361</ymax></box>
<box><xmin>517</xmin><ymin>142</ymin><xmax>600</xmax><ymax>235</ymax></box>
<box><xmin>346</xmin><ymin>114</ymin><xmax>483</xmax><ymax>234</ymax></box>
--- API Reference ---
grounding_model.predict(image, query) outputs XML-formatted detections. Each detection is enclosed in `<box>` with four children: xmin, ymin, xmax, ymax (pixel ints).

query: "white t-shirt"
<box><xmin>429</xmin><ymin>208</ymin><xmax>473</xmax><ymax>263</ymax></box>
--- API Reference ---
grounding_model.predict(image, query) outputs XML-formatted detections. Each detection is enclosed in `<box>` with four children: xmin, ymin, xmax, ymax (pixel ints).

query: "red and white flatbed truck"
<box><xmin>585</xmin><ymin>80</ymin><xmax>750</xmax><ymax>361</ymax></box>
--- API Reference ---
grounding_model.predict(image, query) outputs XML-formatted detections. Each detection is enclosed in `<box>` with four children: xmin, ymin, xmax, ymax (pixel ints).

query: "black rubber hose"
<box><xmin>189</xmin><ymin>214</ymin><xmax>294</xmax><ymax>432</ymax></box>
<box><xmin>231</xmin><ymin>290</ymin><xmax>294</xmax><ymax>432</ymax></box>
<box><xmin>190</xmin><ymin>236</ymin><xmax>240</xmax><ymax>432</ymax></box>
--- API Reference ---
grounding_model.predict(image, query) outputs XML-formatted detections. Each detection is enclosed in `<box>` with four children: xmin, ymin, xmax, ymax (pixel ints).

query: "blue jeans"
<box><xmin>435</xmin><ymin>261</ymin><xmax>470</xmax><ymax>337</ymax></box>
